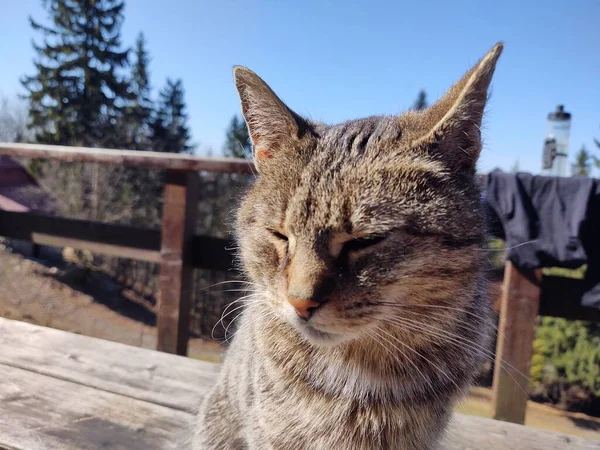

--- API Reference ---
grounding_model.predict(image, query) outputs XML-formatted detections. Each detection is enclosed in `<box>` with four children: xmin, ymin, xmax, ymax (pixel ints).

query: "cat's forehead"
<box><xmin>315</xmin><ymin>116</ymin><xmax>403</xmax><ymax>154</ymax></box>
<box><xmin>282</xmin><ymin>153</ymin><xmax>446</xmax><ymax>237</ymax></box>
<box><xmin>255</xmin><ymin>117</ymin><xmax>453</xmax><ymax>237</ymax></box>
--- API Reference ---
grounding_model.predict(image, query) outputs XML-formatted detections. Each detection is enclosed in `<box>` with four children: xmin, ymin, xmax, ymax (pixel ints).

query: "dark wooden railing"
<box><xmin>1</xmin><ymin>142</ymin><xmax>599</xmax><ymax>427</ymax></box>
<box><xmin>0</xmin><ymin>142</ymin><xmax>251</xmax><ymax>356</ymax></box>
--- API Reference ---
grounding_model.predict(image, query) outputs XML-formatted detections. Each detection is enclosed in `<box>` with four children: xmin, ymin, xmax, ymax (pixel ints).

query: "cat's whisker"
<box><xmin>383</xmin><ymin>317</ymin><xmax>495</xmax><ymax>366</ymax></box>
<box><xmin>224</xmin><ymin>310</ymin><xmax>247</xmax><ymax>343</ymax></box>
<box><xmin>377</xmin><ymin>302</ymin><xmax>491</xmax><ymax>324</ymax></box>
<box><xmin>481</xmin><ymin>239</ymin><xmax>538</xmax><ymax>252</ymax></box>
<box><xmin>382</xmin><ymin>316</ymin><xmax>534</xmax><ymax>400</ymax></box>
<box><xmin>387</xmin><ymin>308</ymin><xmax>534</xmax><ymax>390</ymax></box>
<box><xmin>211</xmin><ymin>295</ymin><xmax>264</xmax><ymax>340</ymax></box>
<box><xmin>399</xmin><ymin>308</ymin><xmax>492</xmax><ymax>335</ymax></box>
<box><xmin>221</xmin><ymin>294</ymin><xmax>262</xmax><ymax>319</ymax></box>
<box><xmin>369</xmin><ymin>328</ymin><xmax>436</xmax><ymax>394</ymax></box>
<box><xmin>225</xmin><ymin>309</ymin><xmax>277</xmax><ymax>342</ymax></box>
<box><xmin>220</xmin><ymin>297</ymin><xmax>262</xmax><ymax>322</ymax></box>
<box><xmin>219</xmin><ymin>288</ymin><xmax>264</xmax><ymax>294</ymax></box>
<box><xmin>218</xmin><ymin>295</ymin><xmax>260</xmax><ymax>322</ymax></box>
<box><xmin>394</xmin><ymin>304</ymin><xmax>520</xmax><ymax>343</ymax></box>
<box><xmin>195</xmin><ymin>279</ymin><xmax>264</xmax><ymax>293</ymax></box>
<box><xmin>376</xmin><ymin>326</ymin><xmax>462</xmax><ymax>393</ymax></box>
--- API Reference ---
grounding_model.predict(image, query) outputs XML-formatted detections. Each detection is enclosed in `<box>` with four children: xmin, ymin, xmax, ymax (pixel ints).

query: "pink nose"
<box><xmin>288</xmin><ymin>297</ymin><xmax>320</xmax><ymax>319</ymax></box>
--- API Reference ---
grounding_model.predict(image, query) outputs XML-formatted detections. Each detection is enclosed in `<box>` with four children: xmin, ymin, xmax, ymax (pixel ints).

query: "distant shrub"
<box><xmin>532</xmin><ymin>317</ymin><xmax>600</xmax><ymax>413</ymax></box>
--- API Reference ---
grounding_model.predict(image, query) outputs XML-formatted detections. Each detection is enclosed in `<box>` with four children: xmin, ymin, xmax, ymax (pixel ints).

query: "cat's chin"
<box><xmin>290</xmin><ymin>317</ymin><xmax>353</xmax><ymax>347</ymax></box>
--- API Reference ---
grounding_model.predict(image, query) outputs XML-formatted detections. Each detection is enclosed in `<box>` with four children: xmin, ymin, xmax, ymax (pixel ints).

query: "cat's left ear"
<box><xmin>413</xmin><ymin>43</ymin><xmax>503</xmax><ymax>172</ymax></box>
<box><xmin>233</xmin><ymin>66</ymin><xmax>307</xmax><ymax>171</ymax></box>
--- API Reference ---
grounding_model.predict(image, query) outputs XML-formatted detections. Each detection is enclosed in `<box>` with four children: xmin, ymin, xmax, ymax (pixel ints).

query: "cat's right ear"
<box><xmin>233</xmin><ymin>66</ymin><xmax>305</xmax><ymax>171</ymax></box>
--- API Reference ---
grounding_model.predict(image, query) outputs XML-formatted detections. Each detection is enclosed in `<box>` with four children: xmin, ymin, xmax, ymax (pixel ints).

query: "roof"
<box><xmin>0</xmin><ymin>156</ymin><xmax>55</xmax><ymax>213</ymax></box>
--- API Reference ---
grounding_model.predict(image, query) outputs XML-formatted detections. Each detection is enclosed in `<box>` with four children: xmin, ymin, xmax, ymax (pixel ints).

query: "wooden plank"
<box><xmin>31</xmin><ymin>232</ymin><xmax>160</xmax><ymax>262</ymax></box>
<box><xmin>446</xmin><ymin>413</ymin><xmax>600</xmax><ymax>449</ymax></box>
<box><xmin>0</xmin><ymin>362</ymin><xmax>192</xmax><ymax>450</ymax></box>
<box><xmin>0</xmin><ymin>317</ymin><xmax>219</xmax><ymax>413</ymax></box>
<box><xmin>492</xmin><ymin>262</ymin><xmax>542</xmax><ymax>424</ymax></box>
<box><xmin>0</xmin><ymin>210</ymin><xmax>235</xmax><ymax>269</ymax></box>
<box><xmin>0</xmin><ymin>319</ymin><xmax>598</xmax><ymax>449</ymax></box>
<box><xmin>157</xmin><ymin>170</ymin><xmax>199</xmax><ymax>356</ymax></box>
<box><xmin>0</xmin><ymin>142</ymin><xmax>254</xmax><ymax>174</ymax></box>
<box><xmin>0</xmin><ymin>210</ymin><xmax>160</xmax><ymax>261</ymax></box>
<box><xmin>191</xmin><ymin>234</ymin><xmax>236</xmax><ymax>271</ymax></box>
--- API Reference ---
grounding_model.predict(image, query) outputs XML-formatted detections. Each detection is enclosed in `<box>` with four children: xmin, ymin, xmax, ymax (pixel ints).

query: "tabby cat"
<box><xmin>189</xmin><ymin>42</ymin><xmax>503</xmax><ymax>450</ymax></box>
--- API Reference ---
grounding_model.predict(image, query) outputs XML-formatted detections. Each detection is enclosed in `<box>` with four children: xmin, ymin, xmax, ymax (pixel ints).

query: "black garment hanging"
<box><xmin>484</xmin><ymin>169</ymin><xmax>600</xmax><ymax>310</ymax></box>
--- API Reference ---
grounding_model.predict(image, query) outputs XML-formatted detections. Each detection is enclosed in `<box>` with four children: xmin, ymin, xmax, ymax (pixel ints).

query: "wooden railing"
<box><xmin>0</xmin><ymin>142</ymin><xmax>252</xmax><ymax>356</ymax></box>
<box><xmin>1</xmin><ymin>142</ymin><xmax>599</xmax><ymax>427</ymax></box>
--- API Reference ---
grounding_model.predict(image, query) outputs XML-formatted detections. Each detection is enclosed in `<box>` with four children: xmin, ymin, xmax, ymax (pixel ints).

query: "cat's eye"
<box><xmin>343</xmin><ymin>235</ymin><xmax>387</xmax><ymax>253</ymax></box>
<box><xmin>269</xmin><ymin>230</ymin><xmax>288</xmax><ymax>242</ymax></box>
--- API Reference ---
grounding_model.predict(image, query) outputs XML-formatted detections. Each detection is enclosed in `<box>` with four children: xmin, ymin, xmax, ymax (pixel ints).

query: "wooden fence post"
<box><xmin>157</xmin><ymin>170</ymin><xmax>199</xmax><ymax>356</ymax></box>
<box><xmin>491</xmin><ymin>261</ymin><xmax>542</xmax><ymax>424</ymax></box>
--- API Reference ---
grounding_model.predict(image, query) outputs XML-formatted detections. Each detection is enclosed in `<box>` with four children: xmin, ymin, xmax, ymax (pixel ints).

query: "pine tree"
<box><xmin>510</xmin><ymin>160</ymin><xmax>520</xmax><ymax>174</ymax></box>
<box><xmin>571</xmin><ymin>146</ymin><xmax>591</xmax><ymax>176</ymax></box>
<box><xmin>22</xmin><ymin>0</ymin><xmax>130</xmax><ymax>148</ymax></box>
<box><xmin>151</xmin><ymin>79</ymin><xmax>193</xmax><ymax>154</ymax></box>
<box><xmin>412</xmin><ymin>90</ymin><xmax>428</xmax><ymax>111</ymax></box>
<box><xmin>121</xmin><ymin>32</ymin><xmax>162</xmax><ymax>226</ymax></box>
<box><xmin>593</xmin><ymin>127</ymin><xmax>600</xmax><ymax>171</ymax></box>
<box><xmin>126</xmin><ymin>32</ymin><xmax>153</xmax><ymax>150</ymax></box>
<box><xmin>223</xmin><ymin>115</ymin><xmax>251</xmax><ymax>159</ymax></box>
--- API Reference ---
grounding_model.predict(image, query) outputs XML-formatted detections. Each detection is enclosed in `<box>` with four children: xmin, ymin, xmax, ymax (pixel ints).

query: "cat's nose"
<box><xmin>288</xmin><ymin>297</ymin><xmax>320</xmax><ymax>320</ymax></box>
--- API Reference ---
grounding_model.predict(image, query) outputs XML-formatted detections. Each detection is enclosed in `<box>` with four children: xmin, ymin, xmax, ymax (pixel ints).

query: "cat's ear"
<box><xmin>233</xmin><ymin>66</ymin><xmax>305</xmax><ymax>170</ymax></box>
<box><xmin>414</xmin><ymin>43</ymin><xmax>503</xmax><ymax>172</ymax></box>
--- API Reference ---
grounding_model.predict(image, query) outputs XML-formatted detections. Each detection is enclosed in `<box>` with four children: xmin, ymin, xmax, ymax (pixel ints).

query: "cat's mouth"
<box><xmin>292</xmin><ymin>318</ymin><xmax>349</xmax><ymax>347</ymax></box>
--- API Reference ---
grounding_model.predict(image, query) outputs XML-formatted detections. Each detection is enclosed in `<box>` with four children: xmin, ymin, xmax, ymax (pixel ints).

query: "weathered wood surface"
<box><xmin>492</xmin><ymin>263</ymin><xmax>542</xmax><ymax>424</ymax></box>
<box><xmin>0</xmin><ymin>142</ymin><xmax>254</xmax><ymax>174</ymax></box>
<box><xmin>0</xmin><ymin>318</ymin><xmax>219</xmax><ymax>413</ymax></box>
<box><xmin>445</xmin><ymin>413</ymin><xmax>599</xmax><ymax>449</ymax></box>
<box><xmin>0</xmin><ymin>317</ymin><xmax>598</xmax><ymax>450</ymax></box>
<box><xmin>0</xmin><ymin>364</ymin><xmax>190</xmax><ymax>450</ymax></box>
<box><xmin>0</xmin><ymin>318</ymin><xmax>218</xmax><ymax>450</ymax></box>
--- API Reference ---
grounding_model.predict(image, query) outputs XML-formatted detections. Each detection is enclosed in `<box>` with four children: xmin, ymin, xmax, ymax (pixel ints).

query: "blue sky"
<box><xmin>1</xmin><ymin>0</ymin><xmax>598</xmax><ymax>174</ymax></box>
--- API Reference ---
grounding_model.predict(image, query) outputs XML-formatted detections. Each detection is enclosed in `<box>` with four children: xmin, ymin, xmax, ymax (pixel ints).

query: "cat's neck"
<box><xmin>245</xmin><ymin>305</ymin><xmax>466</xmax><ymax>405</ymax></box>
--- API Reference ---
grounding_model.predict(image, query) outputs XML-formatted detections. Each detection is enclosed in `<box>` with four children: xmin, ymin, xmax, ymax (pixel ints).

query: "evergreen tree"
<box><xmin>510</xmin><ymin>160</ymin><xmax>520</xmax><ymax>174</ymax></box>
<box><xmin>126</xmin><ymin>32</ymin><xmax>153</xmax><ymax>150</ymax></box>
<box><xmin>223</xmin><ymin>115</ymin><xmax>251</xmax><ymax>159</ymax></box>
<box><xmin>571</xmin><ymin>146</ymin><xmax>591</xmax><ymax>176</ymax></box>
<box><xmin>151</xmin><ymin>79</ymin><xmax>193</xmax><ymax>154</ymax></box>
<box><xmin>122</xmin><ymin>32</ymin><xmax>163</xmax><ymax>227</ymax></box>
<box><xmin>412</xmin><ymin>90</ymin><xmax>428</xmax><ymax>111</ymax></box>
<box><xmin>22</xmin><ymin>0</ymin><xmax>130</xmax><ymax>147</ymax></box>
<box><xmin>593</xmin><ymin>127</ymin><xmax>600</xmax><ymax>171</ymax></box>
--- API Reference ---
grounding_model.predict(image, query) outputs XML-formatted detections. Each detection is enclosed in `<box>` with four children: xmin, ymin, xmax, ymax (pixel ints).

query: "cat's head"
<box><xmin>234</xmin><ymin>43</ymin><xmax>502</xmax><ymax>347</ymax></box>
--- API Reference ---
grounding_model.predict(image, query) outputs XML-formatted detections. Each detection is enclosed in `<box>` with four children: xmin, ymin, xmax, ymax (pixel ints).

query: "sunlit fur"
<box><xmin>189</xmin><ymin>43</ymin><xmax>503</xmax><ymax>450</ymax></box>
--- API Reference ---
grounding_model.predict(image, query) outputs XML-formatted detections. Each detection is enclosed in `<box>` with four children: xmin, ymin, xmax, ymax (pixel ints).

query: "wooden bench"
<box><xmin>0</xmin><ymin>317</ymin><xmax>597</xmax><ymax>450</ymax></box>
